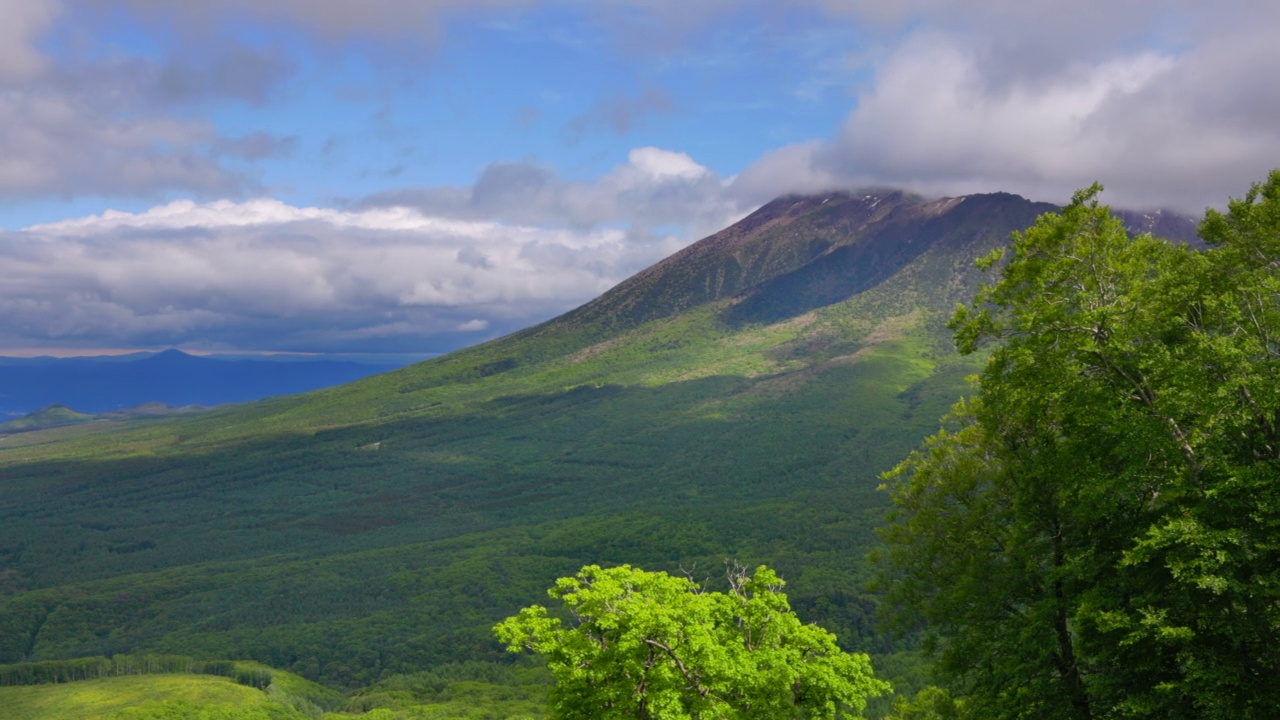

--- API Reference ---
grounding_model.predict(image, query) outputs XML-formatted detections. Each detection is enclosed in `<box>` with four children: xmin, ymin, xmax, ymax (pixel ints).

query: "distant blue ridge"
<box><xmin>0</xmin><ymin>350</ymin><xmax>411</xmax><ymax>415</ymax></box>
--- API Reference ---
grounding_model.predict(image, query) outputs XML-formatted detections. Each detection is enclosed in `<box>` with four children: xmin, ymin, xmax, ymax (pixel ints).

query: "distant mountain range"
<box><xmin>0</xmin><ymin>350</ymin><xmax>404</xmax><ymax>418</ymax></box>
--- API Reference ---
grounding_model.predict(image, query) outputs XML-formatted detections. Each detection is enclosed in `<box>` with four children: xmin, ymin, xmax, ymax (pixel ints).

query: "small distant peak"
<box><xmin>142</xmin><ymin>349</ymin><xmax>196</xmax><ymax>362</ymax></box>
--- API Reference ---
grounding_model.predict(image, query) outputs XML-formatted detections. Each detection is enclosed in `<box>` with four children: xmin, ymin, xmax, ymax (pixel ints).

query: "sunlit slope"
<box><xmin>0</xmin><ymin>673</ymin><xmax>303</xmax><ymax>720</ymax></box>
<box><xmin>0</xmin><ymin>190</ymin><xmax>1057</xmax><ymax>687</ymax></box>
<box><xmin>0</xmin><ymin>656</ymin><xmax>549</xmax><ymax>719</ymax></box>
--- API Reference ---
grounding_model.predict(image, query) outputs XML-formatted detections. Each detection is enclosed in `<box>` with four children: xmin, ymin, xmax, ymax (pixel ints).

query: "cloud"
<box><xmin>0</xmin><ymin>91</ymin><xmax>245</xmax><ymax>198</ymax></box>
<box><xmin>0</xmin><ymin>4</ymin><xmax>299</xmax><ymax>201</ymax></box>
<box><xmin>728</xmin><ymin>2</ymin><xmax>1280</xmax><ymax>212</ymax></box>
<box><xmin>149</xmin><ymin>45</ymin><xmax>296</xmax><ymax>106</ymax></box>
<box><xmin>0</xmin><ymin>0</ymin><xmax>59</xmax><ymax>82</ymax></box>
<box><xmin>563</xmin><ymin>87</ymin><xmax>676</xmax><ymax>144</ymax></box>
<box><xmin>94</xmin><ymin>0</ymin><xmax>537</xmax><ymax>45</ymax></box>
<box><xmin>0</xmin><ymin>143</ymin><xmax>764</xmax><ymax>355</ymax></box>
<box><xmin>363</xmin><ymin>146</ymin><xmax>745</xmax><ymax>241</ymax></box>
<box><xmin>215</xmin><ymin>132</ymin><xmax>300</xmax><ymax>161</ymax></box>
<box><xmin>0</xmin><ymin>196</ymin><xmax>682</xmax><ymax>353</ymax></box>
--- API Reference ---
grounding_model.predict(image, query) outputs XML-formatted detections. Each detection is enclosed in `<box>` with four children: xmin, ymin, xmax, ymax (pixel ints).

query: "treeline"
<box><xmin>0</xmin><ymin>653</ymin><xmax>273</xmax><ymax>688</ymax></box>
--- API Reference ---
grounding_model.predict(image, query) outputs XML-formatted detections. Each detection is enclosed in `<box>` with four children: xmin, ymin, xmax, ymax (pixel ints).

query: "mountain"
<box><xmin>0</xmin><ymin>350</ymin><xmax>406</xmax><ymax>417</ymax></box>
<box><xmin>0</xmin><ymin>191</ymin><xmax>1199</xmax><ymax>694</ymax></box>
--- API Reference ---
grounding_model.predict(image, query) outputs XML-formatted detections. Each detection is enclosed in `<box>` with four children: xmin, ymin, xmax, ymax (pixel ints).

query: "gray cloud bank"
<box><xmin>707</xmin><ymin>0</ymin><xmax>1280</xmax><ymax>213</ymax></box>
<box><xmin>0</xmin><ymin>0</ymin><xmax>296</xmax><ymax>200</ymax></box>
<box><xmin>0</xmin><ymin>152</ymin><xmax>728</xmax><ymax>354</ymax></box>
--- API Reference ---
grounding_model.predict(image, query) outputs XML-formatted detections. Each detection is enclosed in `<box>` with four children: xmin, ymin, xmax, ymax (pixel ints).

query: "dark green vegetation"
<box><xmin>497</xmin><ymin>563</ymin><xmax>888</xmax><ymax>719</ymax></box>
<box><xmin>878</xmin><ymin>173</ymin><xmax>1280</xmax><ymax>719</ymax></box>
<box><xmin>0</xmin><ymin>189</ymin><xmax>1199</xmax><ymax>716</ymax></box>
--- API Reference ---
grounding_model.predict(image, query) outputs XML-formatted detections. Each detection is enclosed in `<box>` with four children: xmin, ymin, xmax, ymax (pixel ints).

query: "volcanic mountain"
<box><xmin>0</xmin><ymin>190</ymin><xmax>1197</xmax><ymax>691</ymax></box>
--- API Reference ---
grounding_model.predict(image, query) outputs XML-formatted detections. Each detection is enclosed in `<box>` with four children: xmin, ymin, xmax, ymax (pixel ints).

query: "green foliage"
<box><xmin>329</xmin><ymin>661</ymin><xmax>550</xmax><ymax>719</ymax></box>
<box><xmin>878</xmin><ymin>174</ymin><xmax>1280</xmax><ymax>718</ymax></box>
<box><xmin>882</xmin><ymin>687</ymin><xmax>960</xmax><ymax>720</ymax></box>
<box><xmin>496</xmin><ymin>564</ymin><xmax>889</xmax><ymax>719</ymax></box>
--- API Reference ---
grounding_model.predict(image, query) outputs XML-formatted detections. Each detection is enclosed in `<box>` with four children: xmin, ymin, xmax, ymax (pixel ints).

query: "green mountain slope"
<box><xmin>0</xmin><ymin>190</ymin><xmax>1120</xmax><ymax>690</ymax></box>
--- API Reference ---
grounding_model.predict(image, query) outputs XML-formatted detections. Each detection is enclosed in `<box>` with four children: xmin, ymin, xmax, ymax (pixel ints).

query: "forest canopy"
<box><xmin>877</xmin><ymin>172</ymin><xmax>1280</xmax><ymax>719</ymax></box>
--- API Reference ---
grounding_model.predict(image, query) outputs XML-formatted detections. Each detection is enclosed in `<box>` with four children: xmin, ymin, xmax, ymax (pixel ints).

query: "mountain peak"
<box><xmin>545</xmin><ymin>189</ymin><xmax>1055</xmax><ymax>335</ymax></box>
<box><xmin>139</xmin><ymin>349</ymin><xmax>200</xmax><ymax>365</ymax></box>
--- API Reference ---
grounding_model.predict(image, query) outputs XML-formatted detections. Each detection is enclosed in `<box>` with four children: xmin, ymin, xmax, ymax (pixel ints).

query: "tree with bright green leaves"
<box><xmin>494</xmin><ymin>563</ymin><xmax>889</xmax><ymax>719</ymax></box>
<box><xmin>877</xmin><ymin>172</ymin><xmax>1280</xmax><ymax>719</ymax></box>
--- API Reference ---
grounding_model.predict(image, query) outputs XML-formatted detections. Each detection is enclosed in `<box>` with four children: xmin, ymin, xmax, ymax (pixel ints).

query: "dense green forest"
<box><xmin>879</xmin><ymin>173</ymin><xmax>1280</xmax><ymax>718</ymax></box>
<box><xmin>2</xmin><ymin>178</ymin><xmax>1272</xmax><ymax>718</ymax></box>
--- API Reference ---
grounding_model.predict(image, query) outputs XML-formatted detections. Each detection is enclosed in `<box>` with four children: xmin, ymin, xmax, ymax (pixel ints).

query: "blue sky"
<box><xmin>1</xmin><ymin>0</ymin><xmax>1277</xmax><ymax>356</ymax></box>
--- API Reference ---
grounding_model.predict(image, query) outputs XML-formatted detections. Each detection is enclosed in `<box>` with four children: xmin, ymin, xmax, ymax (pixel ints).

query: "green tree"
<box><xmin>877</xmin><ymin>174</ymin><xmax>1280</xmax><ymax>719</ymax></box>
<box><xmin>494</xmin><ymin>563</ymin><xmax>889</xmax><ymax>719</ymax></box>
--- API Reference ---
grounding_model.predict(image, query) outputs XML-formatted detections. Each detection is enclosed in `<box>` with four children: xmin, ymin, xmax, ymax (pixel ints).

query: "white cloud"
<box><xmin>0</xmin><ymin>142</ymin><xmax>762</xmax><ymax>354</ymax></box>
<box><xmin>729</xmin><ymin>3</ymin><xmax>1280</xmax><ymax>212</ymax></box>
<box><xmin>363</xmin><ymin>146</ymin><xmax>743</xmax><ymax>241</ymax></box>
<box><xmin>626</xmin><ymin>147</ymin><xmax>708</xmax><ymax>181</ymax></box>
<box><xmin>0</xmin><ymin>196</ymin><xmax>680</xmax><ymax>353</ymax></box>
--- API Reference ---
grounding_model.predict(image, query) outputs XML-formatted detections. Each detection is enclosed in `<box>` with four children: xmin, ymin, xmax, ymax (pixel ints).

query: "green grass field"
<box><xmin>0</xmin><ymin>674</ymin><xmax>299</xmax><ymax>720</ymax></box>
<box><xmin>0</xmin><ymin>656</ymin><xmax>551</xmax><ymax>719</ymax></box>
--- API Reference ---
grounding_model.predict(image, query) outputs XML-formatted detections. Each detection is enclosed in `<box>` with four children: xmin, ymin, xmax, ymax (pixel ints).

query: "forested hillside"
<box><xmin>0</xmin><ymin>185</ymin><xmax>1226</xmax><ymax>718</ymax></box>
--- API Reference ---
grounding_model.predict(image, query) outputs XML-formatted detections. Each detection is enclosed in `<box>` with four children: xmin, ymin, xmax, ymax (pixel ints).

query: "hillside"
<box><xmin>0</xmin><ymin>656</ymin><xmax>342</xmax><ymax>719</ymax></box>
<box><xmin>0</xmin><ymin>190</ymin><xmax>1194</xmax><ymax>696</ymax></box>
<box><xmin>0</xmin><ymin>405</ymin><xmax>96</xmax><ymax>434</ymax></box>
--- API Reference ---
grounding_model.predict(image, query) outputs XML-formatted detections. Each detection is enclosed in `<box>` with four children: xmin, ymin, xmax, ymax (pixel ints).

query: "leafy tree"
<box><xmin>877</xmin><ymin>174</ymin><xmax>1280</xmax><ymax>719</ymax></box>
<box><xmin>494</xmin><ymin>563</ymin><xmax>889</xmax><ymax>719</ymax></box>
